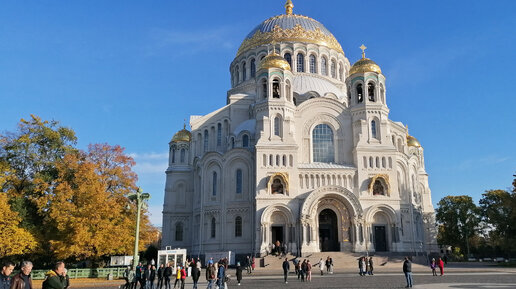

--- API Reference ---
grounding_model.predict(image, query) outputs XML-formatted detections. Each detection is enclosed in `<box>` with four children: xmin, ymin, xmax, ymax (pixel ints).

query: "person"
<box><xmin>329</xmin><ymin>258</ymin><xmax>334</xmax><ymax>274</ymax></box>
<box><xmin>206</xmin><ymin>263</ymin><xmax>216</xmax><ymax>289</ymax></box>
<box><xmin>316</xmin><ymin>258</ymin><xmax>324</xmax><ymax>276</ymax></box>
<box><xmin>306</xmin><ymin>260</ymin><xmax>312</xmax><ymax>282</ymax></box>
<box><xmin>325</xmin><ymin>257</ymin><xmax>331</xmax><ymax>274</ymax></box>
<box><xmin>10</xmin><ymin>261</ymin><xmax>32</xmax><ymax>289</ymax></box>
<box><xmin>282</xmin><ymin>258</ymin><xmax>289</xmax><ymax>284</ymax></box>
<box><xmin>163</xmin><ymin>263</ymin><xmax>172</xmax><ymax>289</ymax></box>
<box><xmin>150</xmin><ymin>266</ymin><xmax>156</xmax><ymax>289</ymax></box>
<box><xmin>42</xmin><ymin>262</ymin><xmax>67</xmax><ymax>289</ymax></box>
<box><xmin>144</xmin><ymin>265</ymin><xmax>151</xmax><ymax>289</ymax></box>
<box><xmin>292</xmin><ymin>258</ymin><xmax>299</xmax><ymax>279</ymax></box>
<box><xmin>157</xmin><ymin>264</ymin><xmax>164</xmax><ymax>289</ymax></box>
<box><xmin>368</xmin><ymin>257</ymin><xmax>374</xmax><ymax>275</ymax></box>
<box><xmin>430</xmin><ymin>258</ymin><xmax>437</xmax><ymax>276</ymax></box>
<box><xmin>299</xmin><ymin>260</ymin><xmax>306</xmax><ymax>282</ymax></box>
<box><xmin>365</xmin><ymin>257</ymin><xmax>370</xmax><ymax>276</ymax></box>
<box><xmin>358</xmin><ymin>257</ymin><xmax>364</xmax><ymax>276</ymax></box>
<box><xmin>124</xmin><ymin>266</ymin><xmax>132</xmax><ymax>289</ymax></box>
<box><xmin>438</xmin><ymin>257</ymin><xmax>444</xmax><ymax>276</ymax></box>
<box><xmin>235</xmin><ymin>262</ymin><xmax>242</xmax><ymax>286</ymax></box>
<box><xmin>191</xmin><ymin>260</ymin><xmax>200</xmax><ymax>289</ymax></box>
<box><xmin>129</xmin><ymin>267</ymin><xmax>137</xmax><ymax>289</ymax></box>
<box><xmin>216</xmin><ymin>263</ymin><xmax>225</xmax><ymax>289</ymax></box>
<box><xmin>179</xmin><ymin>266</ymin><xmax>186</xmax><ymax>289</ymax></box>
<box><xmin>1</xmin><ymin>261</ymin><xmax>15</xmax><ymax>289</ymax></box>
<box><xmin>62</xmin><ymin>269</ymin><xmax>69</xmax><ymax>289</ymax></box>
<box><xmin>135</xmin><ymin>263</ymin><xmax>144</xmax><ymax>289</ymax></box>
<box><xmin>173</xmin><ymin>266</ymin><xmax>181</xmax><ymax>289</ymax></box>
<box><xmin>251</xmin><ymin>257</ymin><xmax>255</xmax><ymax>272</ymax></box>
<box><xmin>245</xmin><ymin>256</ymin><xmax>251</xmax><ymax>274</ymax></box>
<box><xmin>403</xmin><ymin>257</ymin><xmax>413</xmax><ymax>288</ymax></box>
<box><xmin>275</xmin><ymin>240</ymin><xmax>281</xmax><ymax>256</ymax></box>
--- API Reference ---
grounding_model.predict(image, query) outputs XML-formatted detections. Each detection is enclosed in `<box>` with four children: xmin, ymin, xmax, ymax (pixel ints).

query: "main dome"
<box><xmin>237</xmin><ymin>3</ymin><xmax>343</xmax><ymax>56</ymax></box>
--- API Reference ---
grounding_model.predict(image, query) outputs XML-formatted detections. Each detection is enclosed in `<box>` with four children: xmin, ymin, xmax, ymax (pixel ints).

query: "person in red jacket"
<box><xmin>438</xmin><ymin>257</ymin><xmax>444</xmax><ymax>276</ymax></box>
<box><xmin>179</xmin><ymin>266</ymin><xmax>186</xmax><ymax>289</ymax></box>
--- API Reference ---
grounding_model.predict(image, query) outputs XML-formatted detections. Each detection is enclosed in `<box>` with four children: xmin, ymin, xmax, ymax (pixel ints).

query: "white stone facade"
<box><xmin>162</xmin><ymin>4</ymin><xmax>438</xmax><ymax>258</ymax></box>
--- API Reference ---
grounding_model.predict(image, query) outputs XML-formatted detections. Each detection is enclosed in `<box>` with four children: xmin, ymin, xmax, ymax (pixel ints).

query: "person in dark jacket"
<box><xmin>135</xmin><ymin>263</ymin><xmax>143</xmax><ymax>289</ymax></box>
<box><xmin>10</xmin><ymin>261</ymin><xmax>33</xmax><ymax>289</ymax></box>
<box><xmin>368</xmin><ymin>257</ymin><xmax>374</xmax><ymax>275</ymax></box>
<box><xmin>156</xmin><ymin>264</ymin><xmax>164</xmax><ymax>289</ymax></box>
<box><xmin>216</xmin><ymin>264</ymin><xmax>225</xmax><ymax>289</ymax></box>
<box><xmin>403</xmin><ymin>257</ymin><xmax>413</xmax><ymax>288</ymax></box>
<box><xmin>163</xmin><ymin>263</ymin><xmax>172</xmax><ymax>289</ymax></box>
<box><xmin>235</xmin><ymin>262</ymin><xmax>242</xmax><ymax>286</ymax></box>
<box><xmin>190</xmin><ymin>260</ymin><xmax>200</xmax><ymax>289</ymax></box>
<box><xmin>282</xmin><ymin>258</ymin><xmax>290</xmax><ymax>284</ymax></box>
<box><xmin>149</xmin><ymin>266</ymin><xmax>156</xmax><ymax>289</ymax></box>
<box><xmin>42</xmin><ymin>262</ymin><xmax>67</xmax><ymax>289</ymax></box>
<box><xmin>1</xmin><ymin>261</ymin><xmax>15</xmax><ymax>289</ymax></box>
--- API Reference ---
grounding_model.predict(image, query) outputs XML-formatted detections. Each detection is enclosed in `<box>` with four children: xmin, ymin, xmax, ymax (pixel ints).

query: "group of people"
<box><xmin>269</xmin><ymin>241</ymin><xmax>287</xmax><ymax>257</ymax></box>
<box><xmin>430</xmin><ymin>257</ymin><xmax>445</xmax><ymax>276</ymax></box>
<box><xmin>1</xmin><ymin>261</ymin><xmax>69</xmax><ymax>289</ymax></box>
<box><xmin>403</xmin><ymin>256</ymin><xmax>447</xmax><ymax>288</ymax></box>
<box><xmin>125</xmin><ymin>259</ymin><xmax>204</xmax><ymax>289</ymax></box>
<box><xmin>357</xmin><ymin>256</ymin><xmax>374</xmax><ymax>276</ymax></box>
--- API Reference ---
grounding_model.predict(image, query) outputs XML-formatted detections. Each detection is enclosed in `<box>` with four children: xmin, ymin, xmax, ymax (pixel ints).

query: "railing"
<box><xmin>30</xmin><ymin>268</ymin><xmax>126</xmax><ymax>280</ymax></box>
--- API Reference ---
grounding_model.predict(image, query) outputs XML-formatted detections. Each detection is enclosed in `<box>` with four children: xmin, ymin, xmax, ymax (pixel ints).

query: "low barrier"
<box><xmin>30</xmin><ymin>268</ymin><xmax>126</xmax><ymax>280</ymax></box>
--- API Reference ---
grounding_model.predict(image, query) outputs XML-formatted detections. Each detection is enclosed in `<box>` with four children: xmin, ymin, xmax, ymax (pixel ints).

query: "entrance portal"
<box><xmin>271</xmin><ymin>226</ymin><xmax>284</xmax><ymax>245</ymax></box>
<box><xmin>319</xmin><ymin>209</ymin><xmax>339</xmax><ymax>251</ymax></box>
<box><xmin>374</xmin><ymin>225</ymin><xmax>387</xmax><ymax>251</ymax></box>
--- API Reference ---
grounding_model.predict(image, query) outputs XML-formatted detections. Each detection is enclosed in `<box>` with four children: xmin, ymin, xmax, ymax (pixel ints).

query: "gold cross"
<box><xmin>360</xmin><ymin>44</ymin><xmax>367</xmax><ymax>58</ymax></box>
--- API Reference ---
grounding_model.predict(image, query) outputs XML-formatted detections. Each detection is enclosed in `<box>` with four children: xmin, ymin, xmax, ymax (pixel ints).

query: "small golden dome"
<box><xmin>259</xmin><ymin>52</ymin><xmax>291</xmax><ymax>70</ymax></box>
<box><xmin>407</xmin><ymin>135</ymin><xmax>421</xmax><ymax>147</ymax></box>
<box><xmin>349</xmin><ymin>44</ymin><xmax>382</xmax><ymax>75</ymax></box>
<box><xmin>171</xmin><ymin>127</ymin><xmax>191</xmax><ymax>143</ymax></box>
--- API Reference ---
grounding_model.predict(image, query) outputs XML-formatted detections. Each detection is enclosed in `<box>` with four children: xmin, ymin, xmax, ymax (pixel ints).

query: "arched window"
<box><xmin>368</xmin><ymin>82</ymin><xmax>375</xmax><ymax>101</ymax></box>
<box><xmin>312</xmin><ymin>124</ymin><xmax>335</xmax><ymax>163</ymax></box>
<box><xmin>274</xmin><ymin>116</ymin><xmax>281</xmax><ymax>136</ymax></box>
<box><xmin>250</xmin><ymin>59</ymin><xmax>256</xmax><ymax>77</ymax></box>
<box><xmin>211</xmin><ymin>217</ymin><xmax>216</xmax><ymax>238</ymax></box>
<box><xmin>203</xmin><ymin>130</ymin><xmax>209</xmax><ymax>152</ymax></box>
<box><xmin>261</xmin><ymin>79</ymin><xmax>267</xmax><ymax>98</ymax></box>
<box><xmin>175</xmin><ymin>222</ymin><xmax>183</xmax><ymax>241</ymax></box>
<box><xmin>380</xmin><ymin>84</ymin><xmax>385</xmax><ymax>103</ymax></box>
<box><xmin>331</xmin><ymin>60</ymin><xmax>336</xmax><ymax>78</ymax></box>
<box><xmin>242</xmin><ymin>62</ymin><xmax>247</xmax><ymax>81</ymax></box>
<box><xmin>285</xmin><ymin>81</ymin><xmax>291</xmax><ymax>100</ymax></box>
<box><xmin>180</xmin><ymin>148</ymin><xmax>185</xmax><ymax>163</ymax></box>
<box><xmin>296</xmin><ymin>53</ymin><xmax>304</xmax><ymax>72</ymax></box>
<box><xmin>236</xmin><ymin>169</ymin><xmax>243</xmax><ymax>194</ymax></box>
<box><xmin>371</xmin><ymin>120</ymin><xmax>377</xmax><ymax>139</ymax></box>
<box><xmin>171</xmin><ymin>148</ymin><xmax>176</xmax><ymax>163</ymax></box>
<box><xmin>272</xmin><ymin>79</ymin><xmax>280</xmax><ymax>98</ymax></box>
<box><xmin>357</xmin><ymin>84</ymin><xmax>363</xmax><ymax>103</ymax></box>
<box><xmin>212</xmin><ymin>172</ymin><xmax>217</xmax><ymax>196</ymax></box>
<box><xmin>231</xmin><ymin>137</ymin><xmax>235</xmax><ymax>149</ymax></box>
<box><xmin>242</xmin><ymin>134</ymin><xmax>249</xmax><ymax>147</ymax></box>
<box><xmin>373</xmin><ymin>180</ymin><xmax>385</xmax><ymax>195</ymax></box>
<box><xmin>235</xmin><ymin>216</ymin><xmax>242</xmax><ymax>237</ymax></box>
<box><xmin>309</xmin><ymin>54</ymin><xmax>316</xmax><ymax>73</ymax></box>
<box><xmin>339</xmin><ymin>64</ymin><xmax>344</xmax><ymax>81</ymax></box>
<box><xmin>284</xmin><ymin>53</ymin><xmax>292</xmax><ymax>69</ymax></box>
<box><xmin>321</xmin><ymin>57</ymin><xmax>328</xmax><ymax>76</ymax></box>
<box><xmin>235</xmin><ymin>66</ymin><xmax>240</xmax><ymax>83</ymax></box>
<box><xmin>217</xmin><ymin>123</ymin><xmax>222</xmax><ymax>146</ymax></box>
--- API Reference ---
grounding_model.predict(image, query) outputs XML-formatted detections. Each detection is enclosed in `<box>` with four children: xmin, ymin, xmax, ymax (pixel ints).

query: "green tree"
<box><xmin>436</xmin><ymin>195</ymin><xmax>480</xmax><ymax>258</ymax></box>
<box><xmin>479</xmin><ymin>190</ymin><xmax>515</xmax><ymax>256</ymax></box>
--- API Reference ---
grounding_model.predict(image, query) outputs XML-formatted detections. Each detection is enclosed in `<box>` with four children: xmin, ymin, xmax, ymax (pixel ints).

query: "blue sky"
<box><xmin>1</xmin><ymin>0</ymin><xmax>515</xmax><ymax>226</ymax></box>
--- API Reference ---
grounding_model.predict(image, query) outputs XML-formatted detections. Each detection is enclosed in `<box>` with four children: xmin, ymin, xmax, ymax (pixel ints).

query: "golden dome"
<box><xmin>259</xmin><ymin>52</ymin><xmax>291</xmax><ymax>70</ymax></box>
<box><xmin>349</xmin><ymin>44</ymin><xmax>382</xmax><ymax>75</ymax></box>
<box><xmin>171</xmin><ymin>127</ymin><xmax>191</xmax><ymax>143</ymax></box>
<box><xmin>407</xmin><ymin>135</ymin><xmax>421</xmax><ymax>147</ymax></box>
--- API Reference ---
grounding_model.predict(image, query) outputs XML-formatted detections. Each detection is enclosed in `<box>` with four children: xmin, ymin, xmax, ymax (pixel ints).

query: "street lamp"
<box><xmin>128</xmin><ymin>187</ymin><xmax>151</xmax><ymax>266</ymax></box>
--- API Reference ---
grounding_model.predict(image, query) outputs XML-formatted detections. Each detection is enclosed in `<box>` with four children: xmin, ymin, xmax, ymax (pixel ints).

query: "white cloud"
<box><xmin>455</xmin><ymin>155</ymin><xmax>510</xmax><ymax>171</ymax></box>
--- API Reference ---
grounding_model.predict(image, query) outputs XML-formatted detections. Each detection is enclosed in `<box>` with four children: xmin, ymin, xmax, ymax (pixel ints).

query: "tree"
<box><xmin>436</xmin><ymin>195</ymin><xmax>480</xmax><ymax>258</ymax></box>
<box><xmin>0</xmin><ymin>193</ymin><xmax>37</xmax><ymax>257</ymax></box>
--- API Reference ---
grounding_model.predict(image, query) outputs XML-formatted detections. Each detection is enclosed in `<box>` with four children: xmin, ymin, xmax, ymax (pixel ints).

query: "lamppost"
<box><xmin>128</xmin><ymin>187</ymin><xmax>151</xmax><ymax>267</ymax></box>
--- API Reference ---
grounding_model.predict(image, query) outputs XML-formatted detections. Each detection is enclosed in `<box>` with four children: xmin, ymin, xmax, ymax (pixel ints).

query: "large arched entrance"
<box><xmin>319</xmin><ymin>209</ymin><xmax>339</xmax><ymax>251</ymax></box>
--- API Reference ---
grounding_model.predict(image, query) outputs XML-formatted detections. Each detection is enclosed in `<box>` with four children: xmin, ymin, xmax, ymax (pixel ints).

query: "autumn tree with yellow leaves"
<box><xmin>0</xmin><ymin>115</ymin><xmax>157</xmax><ymax>263</ymax></box>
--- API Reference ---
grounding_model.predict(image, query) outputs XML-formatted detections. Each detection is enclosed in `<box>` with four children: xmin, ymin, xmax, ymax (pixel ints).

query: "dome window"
<box><xmin>180</xmin><ymin>149</ymin><xmax>185</xmax><ymax>163</ymax></box>
<box><xmin>272</xmin><ymin>79</ymin><xmax>280</xmax><ymax>98</ymax></box>
<box><xmin>331</xmin><ymin>60</ymin><xmax>336</xmax><ymax>78</ymax></box>
<box><xmin>357</xmin><ymin>84</ymin><xmax>363</xmax><ymax>103</ymax></box>
<box><xmin>261</xmin><ymin>79</ymin><xmax>267</xmax><ymax>98</ymax></box>
<box><xmin>368</xmin><ymin>82</ymin><xmax>375</xmax><ymax>102</ymax></box>
<box><xmin>309</xmin><ymin>54</ymin><xmax>317</xmax><ymax>73</ymax></box>
<box><xmin>235</xmin><ymin>66</ymin><xmax>240</xmax><ymax>83</ymax></box>
<box><xmin>371</xmin><ymin>120</ymin><xmax>377</xmax><ymax>139</ymax></box>
<box><xmin>321</xmin><ymin>57</ymin><xmax>328</xmax><ymax>76</ymax></box>
<box><xmin>250</xmin><ymin>59</ymin><xmax>256</xmax><ymax>77</ymax></box>
<box><xmin>242</xmin><ymin>62</ymin><xmax>247</xmax><ymax>81</ymax></box>
<box><xmin>284</xmin><ymin>53</ymin><xmax>292</xmax><ymax>68</ymax></box>
<box><xmin>296</xmin><ymin>53</ymin><xmax>305</xmax><ymax>72</ymax></box>
<box><xmin>339</xmin><ymin>64</ymin><xmax>344</xmax><ymax>81</ymax></box>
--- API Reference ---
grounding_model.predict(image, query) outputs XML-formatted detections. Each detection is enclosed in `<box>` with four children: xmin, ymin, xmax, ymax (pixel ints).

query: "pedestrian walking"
<box><xmin>173</xmin><ymin>266</ymin><xmax>181</xmax><ymax>289</ymax></box>
<box><xmin>282</xmin><ymin>258</ymin><xmax>290</xmax><ymax>284</ymax></box>
<box><xmin>430</xmin><ymin>258</ymin><xmax>437</xmax><ymax>276</ymax></box>
<box><xmin>129</xmin><ymin>267</ymin><xmax>137</xmax><ymax>289</ymax></box>
<box><xmin>306</xmin><ymin>260</ymin><xmax>312</xmax><ymax>282</ymax></box>
<box><xmin>317</xmin><ymin>258</ymin><xmax>324</xmax><ymax>275</ymax></box>
<box><xmin>10</xmin><ymin>261</ymin><xmax>33</xmax><ymax>289</ymax></box>
<box><xmin>149</xmin><ymin>266</ymin><xmax>156</xmax><ymax>289</ymax></box>
<box><xmin>365</xmin><ymin>257</ymin><xmax>370</xmax><ymax>276</ymax></box>
<box><xmin>299</xmin><ymin>260</ymin><xmax>306</xmax><ymax>282</ymax></box>
<box><xmin>42</xmin><ymin>262</ymin><xmax>67</xmax><ymax>289</ymax></box>
<box><xmin>157</xmin><ymin>264</ymin><xmax>164</xmax><ymax>289</ymax></box>
<box><xmin>245</xmin><ymin>256</ymin><xmax>251</xmax><ymax>274</ymax></box>
<box><xmin>135</xmin><ymin>263</ymin><xmax>144</xmax><ymax>289</ymax></box>
<box><xmin>293</xmin><ymin>258</ymin><xmax>299</xmax><ymax>279</ymax></box>
<box><xmin>368</xmin><ymin>257</ymin><xmax>374</xmax><ymax>275</ymax></box>
<box><xmin>144</xmin><ymin>264</ymin><xmax>151</xmax><ymax>289</ymax></box>
<box><xmin>191</xmin><ymin>260</ymin><xmax>200</xmax><ymax>289</ymax></box>
<box><xmin>216</xmin><ymin>263</ymin><xmax>225</xmax><ymax>289</ymax></box>
<box><xmin>325</xmin><ymin>257</ymin><xmax>331</xmax><ymax>274</ymax></box>
<box><xmin>251</xmin><ymin>257</ymin><xmax>255</xmax><ymax>272</ymax></box>
<box><xmin>206</xmin><ymin>263</ymin><xmax>216</xmax><ymax>289</ymax></box>
<box><xmin>164</xmin><ymin>263</ymin><xmax>172</xmax><ymax>289</ymax></box>
<box><xmin>403</xmin><ymin>257</ymin><xmax>413</xmax><ymax>288</ymax></box>
<box><xmin>438</xmin><ymin>257</ymin><xmax>444</xmax><ymax>276</ymax></box>
<box><xmin>358</xmin><ymin>257</ymin><xmax>366</xmax><ymax>276</ymax></box>
<box><xmin>123</xmin><ymin>266</ymin><xmax>132</xmax><ymax>289</ymax></box>
<box><xmin>179</xmin><ymin>266</ymin><xmax>186</xmax><ymax>289</ymax></box>
<box><xmin>1</xmin><ymin>261</ymin><xmax>15</xmax><ymax>289</ymax></box>
<box><xmin>235</xmin><ymin>262</ymin><xmax>242</xmax><ymax>286</ymax></box>
<box><xmin>329</xmin><ymin>258</ymin><xmax>334</xmax><ymax>274</ymax></box>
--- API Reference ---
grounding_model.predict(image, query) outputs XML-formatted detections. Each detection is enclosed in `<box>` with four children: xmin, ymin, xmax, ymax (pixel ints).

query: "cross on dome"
<box><xmin>360</xmin><ymin>44</ymin><xmax>367</xmax><ymax>58</ymax></box>
<box><xmin>285</xmin><ymin>0</ymin><xmax>294</xmax><ymax>15</ymax></box>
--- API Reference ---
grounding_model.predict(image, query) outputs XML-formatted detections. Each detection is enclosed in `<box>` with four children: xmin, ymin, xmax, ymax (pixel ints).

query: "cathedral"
<box><xmin>162</xmin><ymin>0</ymin><xmax>438</xmax><ymax>258</ymax></box>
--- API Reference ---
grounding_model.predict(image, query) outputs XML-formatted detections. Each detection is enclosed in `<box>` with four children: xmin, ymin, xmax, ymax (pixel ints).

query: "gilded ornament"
<box><xmin>237</xmin><ymin>22</ymin><xmax>343</xmax><ymax>57</ymax></box>
<box><xmin>368</xmin><ymin>174</ymin><xmax>390</xmax><ymax>194</ymax></box>
<box><xmin>171</xmin><ymin>126</ymin><xmax>191</xmax><ymax>143</ymax></box>
<box><xmin>259</xmin><ymin>52</ymin><xmax>291</xmax><ymax>70</ymax></box>
<box><xmin>406</xmin><ymin>135</ymin><xmax>421</xmax><ymax>147</ymax></box>
<box><xmin>349</xmin><ymin>44</ymin><xmax>382</xmax><ymax>75</ymax></box>
<box><xmin>267</xmin><ymin>172</ymin><xmax>289</xmax><ymax>195</ymax></box>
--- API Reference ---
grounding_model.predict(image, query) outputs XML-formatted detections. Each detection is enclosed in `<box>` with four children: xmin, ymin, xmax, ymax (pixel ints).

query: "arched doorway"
<box><xmin>319</xmin><ymin>209</ymin><xmax>339</xmax><ymax>251</ymax></box>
